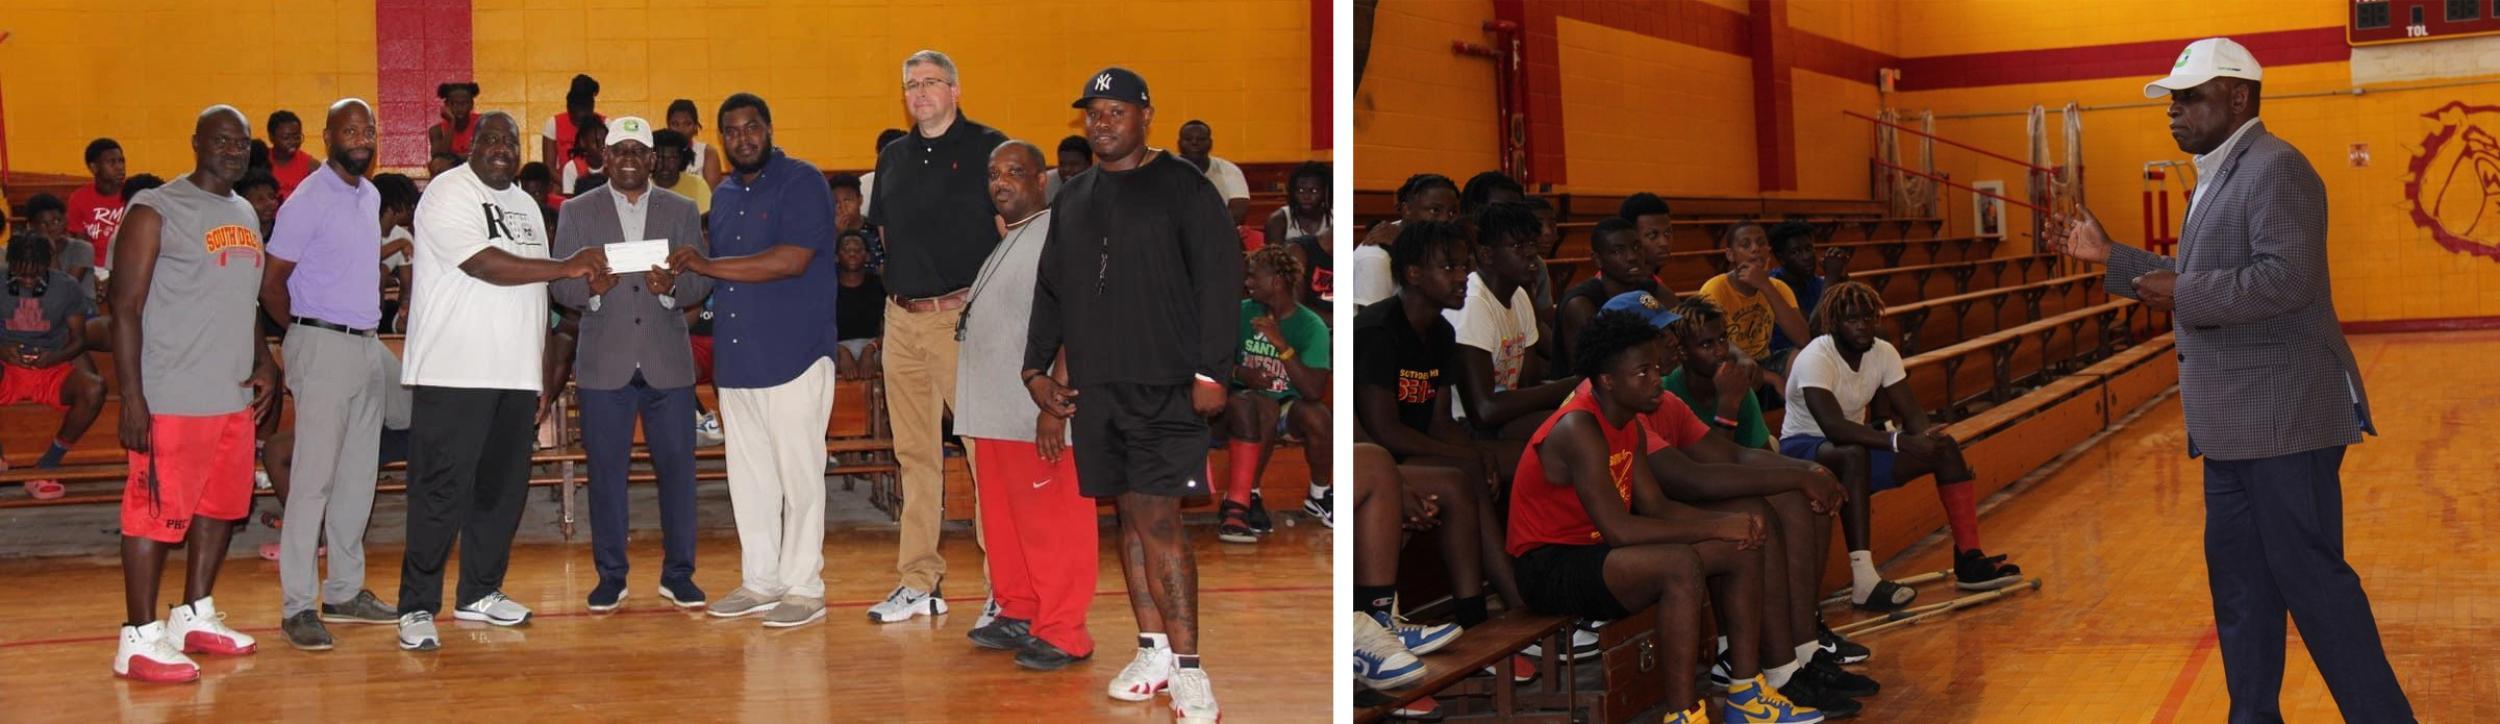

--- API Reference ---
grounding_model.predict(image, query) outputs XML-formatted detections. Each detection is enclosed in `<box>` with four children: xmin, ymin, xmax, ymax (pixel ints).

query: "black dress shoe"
<box><xmin>1014</xmin><ymin>637</ymin><xmax>1092</xmax><ymax>671</ymax></box>
<box><xmin>968</xmin><ymin>617</ymin><xmax>1035</xmax><ymax>651</ymax></box>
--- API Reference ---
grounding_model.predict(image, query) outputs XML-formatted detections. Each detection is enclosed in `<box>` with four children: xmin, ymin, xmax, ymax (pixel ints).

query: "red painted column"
<box><xmin>1500</xmin><ymin>0</ymin><xmax>1566</xmax><ymax>187</ymax></box>
<box><xmin>376</xmin><ymin>0</ymin><xmax>474</xmax><ymax>169</ymax></box>
<box><xmin>1312</xmin><ymin>0</ymin><xmax>1332</xmax><ymax>151</ymax></box>
<box><xmin>1748</xmin><ymin>0</ymin><xmax>1796</xmax><ymax>192</ymax></box>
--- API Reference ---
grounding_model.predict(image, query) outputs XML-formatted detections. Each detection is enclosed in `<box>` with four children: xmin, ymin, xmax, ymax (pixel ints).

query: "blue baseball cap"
<box><xmin>1600</xmin><ymin>291</ymin><xmax>1681</xmax><ymax>330</ymax></box>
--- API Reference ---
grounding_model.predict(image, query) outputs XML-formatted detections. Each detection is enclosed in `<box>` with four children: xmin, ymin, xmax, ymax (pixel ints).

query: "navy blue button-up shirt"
<box><xmin>708</xmin><ymin>149</ymin><xmax>840</xmax><ymax>389</ymax></box>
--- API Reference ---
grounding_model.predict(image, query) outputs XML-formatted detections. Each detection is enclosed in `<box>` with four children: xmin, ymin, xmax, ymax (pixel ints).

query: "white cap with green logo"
<box><xmin>2143</xmin><ymin>37</ymin><xmax>2263</xmax><ymax>99</ymax></box>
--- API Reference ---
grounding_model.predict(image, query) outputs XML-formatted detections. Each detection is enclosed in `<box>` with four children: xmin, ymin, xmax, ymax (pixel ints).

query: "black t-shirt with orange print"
<box><xmin>1354</xmin><ymin>299</ymin><xmax>1454</xmax><ymax>444</ymax></box>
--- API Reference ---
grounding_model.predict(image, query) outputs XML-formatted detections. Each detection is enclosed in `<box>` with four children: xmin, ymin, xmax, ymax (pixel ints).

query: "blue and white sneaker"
<box><xmin>1726</xmin><ymin>674</ymin><xmax>1823</xmax><ymax>723</ymax></box>
<box><xmin>1354</xmin><ymin>612</ymin><xmax>1426</xmax><ymax>689</ymax></box>
<box><xmin>1362</xmin><ymin>609</ymin><xmax>1460</xmax><ymax>656</ymax></box>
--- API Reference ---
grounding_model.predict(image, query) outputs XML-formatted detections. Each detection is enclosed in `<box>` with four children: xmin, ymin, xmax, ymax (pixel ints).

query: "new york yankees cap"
<box><xmin>1073</xmin><ymin>66</ymin><xmax>1151</xmax><ymax>109</ymax></box>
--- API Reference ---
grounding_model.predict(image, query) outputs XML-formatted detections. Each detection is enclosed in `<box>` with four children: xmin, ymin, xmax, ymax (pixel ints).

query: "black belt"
<box><xmin>293</xmin><ymin>317</ymin><xmax>376</xmax><ymax>337</ymax></box>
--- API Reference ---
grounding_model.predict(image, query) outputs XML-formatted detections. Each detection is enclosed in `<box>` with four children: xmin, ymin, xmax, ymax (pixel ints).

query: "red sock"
<box><xmin>1937</xmin><ymin>482</ymin><xmax>1981</xmax><ymax>552</ymax></box>
<box><xmin>1224</xmin><ymin>440</ymin><xmax>1264</xmax><ymax>508</ymax></box>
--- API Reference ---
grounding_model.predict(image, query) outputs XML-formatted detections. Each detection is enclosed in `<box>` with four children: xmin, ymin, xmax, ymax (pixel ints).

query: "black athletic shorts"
<box><xmin>1514</xmin><ymin>544</ymin><xmax>1632</xmax><ymax>621</ymax></box>
<box><xmin>1074</xmin><ymin>382</ymin><xmax>1211</xmax><ymax>499</ymax></box>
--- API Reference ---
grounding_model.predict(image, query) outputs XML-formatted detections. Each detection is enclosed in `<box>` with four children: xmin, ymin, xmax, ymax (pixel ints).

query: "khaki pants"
<box><xmin>881</xmin><ymin>300</ymin><xmax>978</xmax><ymax>594</ymax></box>
<box><xmin>720</xmin><ymin>357</ymin><xmax>835</xmax><ymax>599</ymax></box>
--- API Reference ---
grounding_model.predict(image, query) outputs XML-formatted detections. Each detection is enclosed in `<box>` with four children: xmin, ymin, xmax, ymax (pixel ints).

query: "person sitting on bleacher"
<box><xmin>1352</xmin><ymin>219</ymin><xmax>1525</xmax><ymax>611</ymax></box>
<box><xmin>1506</xmin><ymin>309</ymin><xmax>1823</xmax><ymax>724</ymax></box>
<box><xmin>19</xmin><ymin>194</ymin><xmax>98</xmax><ymax>298</ymax></box>
<box><xmin>1663</xmin><ymin>296</ymin><xmax>1773</xmax><ymax>450</ymax></box>
<box><xmin>1555</xmin><ymin>217</ymin><xmax>1661</xmax><ymax>374</ymax></box>
<box><xmin>1</xmin><ymin>235</ymin><xmax>106</xmax><ymax>501</ymax></box>
<box><xmin>1604</xmin><ymin>292</ymin><xmax>1878</xmax><ymax>716</ymax></box>
<box><xmin>1764</xmin><ymin>221</ymin><xmax>1851</xmax><ymax>376</ymax></box>
<box><xmin>1618</xmin><ymin>192</ymin><xmax>1678</xmax><ymax>287</ymax></box>
<box><xmin>1351</xmin><ymin>440</ymin><xmax>1531</xmax><ymax>716</ymax></box>
<box><xmin>1697</xmin><ymin>223</ymin><xmax>1811</xmax><ymax>401</ymax></box>
<box><xmin>1217</xmin><ymin>244</ymin><xmax>1331</xmax><ymax>543</ymax></box>
<box><xmin>1777</xmin><ymin>282</ymin><xmax>2025</xmax><ymax>613</ymax></box>
<box><xmin>1349</xmin><ymin>173</ymin><xmax>1458</xmax><ymax>309</ymax></box>
<box><xmin>1446</xmin><ymin>201</ymin><xmax>1579</xmax><ymax>447</ymax></box>
<box><xmin>831</xmin><ymin>232</ymin><xmax>884</xmax><ymax>381</ymax></box>
<box><xmin>1520</xmin><ymin>195</ymin><xmax>1562</xmax><ymax>327</ymax></box>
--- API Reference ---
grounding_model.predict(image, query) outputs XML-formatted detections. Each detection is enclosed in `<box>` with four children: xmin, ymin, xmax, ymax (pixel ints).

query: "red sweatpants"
<box><xmin>971</xmin><ymin>437</ymin><xmax>1099</xmax><ymax>656</ymax></box>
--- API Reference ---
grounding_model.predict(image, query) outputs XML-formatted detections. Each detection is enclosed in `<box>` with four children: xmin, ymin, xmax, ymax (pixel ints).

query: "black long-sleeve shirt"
<box><xmin>1025</xmin><ymin>152</ymin><xmax>1242</xmax><ymax>387</ymax></box>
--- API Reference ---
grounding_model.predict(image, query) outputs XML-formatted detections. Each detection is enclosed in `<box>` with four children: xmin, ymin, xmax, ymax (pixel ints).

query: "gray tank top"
<box><xmin>133</xmin><ymin>175</ymin><xmax>265</xmax><ymax>415</ymax></box>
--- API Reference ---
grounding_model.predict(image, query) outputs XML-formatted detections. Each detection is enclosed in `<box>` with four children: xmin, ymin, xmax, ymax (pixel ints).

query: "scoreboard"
<box><xmin>2350</xmin><ymin>0</ymin><xmax>2500</xmax><ymax>45</ymax></box>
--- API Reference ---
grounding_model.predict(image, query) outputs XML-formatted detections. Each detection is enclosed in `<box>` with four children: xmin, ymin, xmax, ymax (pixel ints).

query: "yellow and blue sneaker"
<box><xmin>1726</xmin><ymin>674</ymin><xmax>1823</xmax><ymax>723</ymax></box>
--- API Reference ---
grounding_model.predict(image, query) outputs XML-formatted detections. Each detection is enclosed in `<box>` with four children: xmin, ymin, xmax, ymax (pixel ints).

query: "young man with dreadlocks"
<box><xmin>1217</xmin><ymin>244</ymin><xmax>1331</xmax><ymax>543</ymax></box>
<box><xmin>1776</xmin><ymin>282</ymin><xmax>2025</xmax><ymax>612</ymax></box>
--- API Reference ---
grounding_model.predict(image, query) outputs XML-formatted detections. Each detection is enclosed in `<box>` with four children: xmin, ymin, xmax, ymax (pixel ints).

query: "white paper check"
<box><xmin>605</xmin><ymin>239</ymin><xmax>671</xmax><ymax>274</ymax></box>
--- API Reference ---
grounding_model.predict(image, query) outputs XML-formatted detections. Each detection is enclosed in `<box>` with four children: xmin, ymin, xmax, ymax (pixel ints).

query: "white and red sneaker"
<box><xmin>1107</xmin><ymin>645</ymin><xmax>1175</xmax><ymax>701</ymax></box>
<box><xmin>113</xmin><ymin>622</ymin><xmax>200</xmax><ymax>683</ymax></box>
<box><xmin>1169</xmin><ymin>667</ymin><xmax>1221</xmax><ymax>723</ymax></box>
<box><xmin>169</xmin><ymin>597</ymin><xmax>257</xmax><ymax>656</ymax></box>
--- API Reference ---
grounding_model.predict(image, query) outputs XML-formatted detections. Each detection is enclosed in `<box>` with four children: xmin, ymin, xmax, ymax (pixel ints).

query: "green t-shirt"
<box><xmin>1662</xmin><ymin>367</ymin><xmax>1769</xmax><ymax>449</ymax></box>
<box><xmin>1238</xmin><ymin>299</ymin><xmax>1332</xmax><ymax>400</ymax></box>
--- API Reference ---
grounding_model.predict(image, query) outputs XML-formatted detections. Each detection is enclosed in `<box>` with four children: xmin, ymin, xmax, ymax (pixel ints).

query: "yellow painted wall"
<box><xmin>1891</xmin><ymin>1</ymin><xmax>2337</xmax><ymax>58</ymax></box>
<box><xmin>0</xmin><ymin>1</ymin><xmax>379</xmax><ymax>178</ymax></box>
<box><xmin>473</xmin><ymin>0</ymin><xmax>1317</xmax><ymax>172</ymax></box>
<box><xmin>1788</xmin><ymin>0</ymin><xmax>1895</xmax><ymax>57</ymax></box>
<box><xmin>1889</xmin><ymin>5</ymin><xmax>2500</xmax><ymax>323</ymax></box>
<box><xmin>1351</xmin><ymin>0</ymin><xmax>1499</xmax><ymax>190</ymax></box>
<box><xmin>1555</xmin><ymin>17</ymin><xmax>1757</xmax><ymax>196</ymax></box>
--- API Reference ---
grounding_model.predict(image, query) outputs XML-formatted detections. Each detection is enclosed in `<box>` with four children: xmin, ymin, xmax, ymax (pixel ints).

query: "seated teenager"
<box><xmin>1352</xmin><ymin>220</ymin><xmax>1524</xmax><ymax>611</ymax></box>
<box><xmin>1506</xmin><ymin>310</ymin><xmax>1822</xmax><ymax>724</ymax></box>
<box><xmin>1779</xmin><ymin>282</ymin><xmax>2025</xmax><ymax>613</ymax></box>
<box><xmin>1618</xmin><ymin>192</ymin><xmax>1677</xmax><ymax>289</ymax></box>
<box><xmin>1663</xmin><ymin>296</ymin><xmax>1773</xmax><ymax>450</ymax></box>
<box><xmin>1218</xmin><ymin>245</ymin><xmax>1332</xmax><ymax>543</ymax></box>
<box><xmin>1</xmin><ymin>236</ymin><xmax>107</xmax><ymax>500</ymax></box>
<box><xmin>1349</xmin><ymin>173</ymin><xmax>1458</xmax><ymax>309</ymax></box>
<box><xmin>1555</xmin><ymin>217</ymin><xmax>1661</xmax><ymax>374</ymax></box>
<box><xmin>1764</xmin><ymin>221</ymin><xmax>1850</xmax><ymax>374</ymax></box>
<box><xmin>1696</xmin><ymin>223</ymin><xmax>1811</xmax><ymax>399</ymax></box>
<box><xmin>1446</xmin><ymin>201</ymin><xmax>1579</xmax><ymax>446</ymax></box>
<box><xmin>1350</xmin><ymin>442</ymin><xmax>1502</xmax><ymax>692</ymax></box>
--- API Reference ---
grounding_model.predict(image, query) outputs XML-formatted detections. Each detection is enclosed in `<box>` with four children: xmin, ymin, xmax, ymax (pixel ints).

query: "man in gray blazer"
<box><xmin>550</xmin><ymin>116</ymin><xmax>713</xmax><ymax>613</ymax></box>
<box><xmin>2053</xmin><ymin>38</ymin><xmax>2412</xmax><ymax>723</ymax></box>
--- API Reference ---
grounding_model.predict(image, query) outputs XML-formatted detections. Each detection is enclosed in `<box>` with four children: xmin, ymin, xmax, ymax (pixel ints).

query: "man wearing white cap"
<box><xmin>2049</xmin><ymin>37</ymin><xmax>2413</xmax><ymax>722</ymax></box>
<box><xmin>549</xmin><ymin>116</ymin><xmax>712</xmax><ymax>614</ymax></box>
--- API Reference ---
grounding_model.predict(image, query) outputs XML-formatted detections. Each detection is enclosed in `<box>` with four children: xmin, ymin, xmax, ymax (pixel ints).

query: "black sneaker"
<box><xmin>1799</xmin><ymin>654</ymin><xmax>1881</xmax><ymax>698</ymax></box>
<box><xmin>969</xmin><ymin>617</ymin><xmax>1036</xmax><ymax>651</ymax></box>
<box><xmin>1013</xmin><ymin>636</ymin><xmax>1091</xmax><ymax>671</ymax></box>
<box><xmin>1955</xmin><ymin>548</ymin><xmax>2024</xmax><ymax>591</ymax></box>
<box><xmin>1217</xmin><ymin>501</ymin><xmax>1258</xmax><ymax>544</ymax></box>
<box><xmin>282</xmin><ymin>610</ymin><xmax>333</xmax><ymax>651</ymax></box>
<box><xmin>1245</xmin><ymin>492</ymin><xmax>1275</xmax><ymax>534</ymax></box>
<box><xmin>1852</xmin><ymin>579</ymin><xmax>1917</xmax><ymax>613</ymax></box>
<box><xmin>1775</xmin><ymin>665</ymin><xmax>1864</xmax><ymax>719</ymax></box>
<box><xmin>1816</xmin><ymin>611</ymin><xmax>1871</xmax><ymax>665</ymax></box>
<box><xmin>1304</xmin><ymin>487</ymin><xmax>1333</xmax><ymax>528</ymax></box>
<box><xmin>658</xmin><ymin>578</ymin><xmax>708</xmax><ymax>610</ymax></box>
<box><xmin>587</xmin><ymin>579</ymin><xmax>628</xmax><ymax>613</ymax></box>
<box><xmin>319</xmin><ymin>589</ymin><xmax>399</xmax><ymax>624</ymax></box>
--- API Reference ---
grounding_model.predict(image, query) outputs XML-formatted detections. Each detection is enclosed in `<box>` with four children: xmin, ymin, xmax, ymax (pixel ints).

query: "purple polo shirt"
<box><xmin>710</xmin><ymin>148</ymin><xmax>840</xmax><ymax>389</ymax></box>
<box><xmin>265</xmin><ymin>164</ymin><xmax>384</xmax><ymax>329</ymax></box>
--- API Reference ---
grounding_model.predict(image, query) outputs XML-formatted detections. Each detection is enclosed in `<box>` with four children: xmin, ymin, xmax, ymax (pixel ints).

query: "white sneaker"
<box><xmin>971</xmin><ymin>596</ymin><xmax>999</xmax><ymax>630</ymax></box>
<box><xmin>253</xmin><ymin>470</ymin><xmax>273</xmax><ymax>490</ymax></box>
<box><xmin>1107</xmin><ymin>645</ymin><xmax>1175</xmax><ymax>701</ymax></box>
<box><xmin>453</xmin><ymin>592</ymin><xmax>532</xmax><ymax>626</ymax></box>
<box><xmin>1353</xmin><ymin>612</ymin><xmax>1427</xmax><ymax>689</ymax></box>
<box><xmin>695</xmin><ymin>412</ymin><xmax>725</xmax><ymax>446</ymax></box>
<box><xmin>168</xmin><ymin>597</ymin><xmax>257</xmax><ymax>656</ymax></box>
<box><xmin>1522</xmin><ymin>619</ymin><xmax>1603</xmax><ymax>661</ymax></box>
<box><xmin>114</xmin><ymin>621</ymin><xmax>200</xmax><ymax>683</ymax></box>
<box><xmin>397</xmin><ymin>611</ymin><xmax>439</xmax><ymax>651</ymax></box>
<box><xmin>1169</xmin><ymin>667</ymin><xmax>1220</xmax><ymax>724</ymax></box>
<box><xmin>865</xmin><ymin>585</ymin><xmax>947</xmax><ymax>623</ymax></box>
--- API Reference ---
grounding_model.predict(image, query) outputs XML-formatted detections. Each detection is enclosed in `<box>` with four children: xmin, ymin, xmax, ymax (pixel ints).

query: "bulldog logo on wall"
<box><xmin>2406</xmin><ymin>101</ymin><xmax>2500</xmax><ymax>261</ymax></box>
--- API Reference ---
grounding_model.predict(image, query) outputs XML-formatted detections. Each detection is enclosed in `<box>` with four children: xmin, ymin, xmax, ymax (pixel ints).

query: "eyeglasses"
<box><xmin>903</xmin><ymin>78</ymin><xmax>954</xmax><ymax>94</ymax></box>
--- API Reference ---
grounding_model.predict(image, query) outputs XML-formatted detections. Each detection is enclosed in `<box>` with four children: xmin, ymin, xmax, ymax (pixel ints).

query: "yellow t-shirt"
<box><xmin>659</xmin><ymin>173</ymin><xmax>712</xmax><ymax>215</ymax></box>
<box><xmin>1696</xmin><ymin>274</ymin><xmax>1799</xmax><ymax>360</ymax></box>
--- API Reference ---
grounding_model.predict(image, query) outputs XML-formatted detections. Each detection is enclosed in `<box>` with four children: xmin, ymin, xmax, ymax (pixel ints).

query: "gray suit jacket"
<box><xmin>2104</xmin><ymin>121</ymin><xmax>2373</xmax><ymax>461</ymax></box>
<box><xmin>550</xmin><ymin>184</ymin><xmax>712</xmax><ymax>390</ymax></box>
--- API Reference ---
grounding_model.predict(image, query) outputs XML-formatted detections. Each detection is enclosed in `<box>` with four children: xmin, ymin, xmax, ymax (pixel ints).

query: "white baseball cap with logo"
<box><xmin>606</xmin><ymin>115</ymin><xmax>654</xmax><ymax>147</ymax></box>
<box><xmin>2143</xmin><ymin>37</ymin><xmax>2263</xmax><ymax>98</ymax></box>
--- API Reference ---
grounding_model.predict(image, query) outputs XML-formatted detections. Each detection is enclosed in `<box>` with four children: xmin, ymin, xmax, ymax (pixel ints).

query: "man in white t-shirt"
<box><xmin>1175</xmin><ymin>120</ymin><xmax>1250</xmax><ymax>226</ymax></box>
<box><xmin>392</xmin><ymin>112</ymin><xmax>606</xmax><ymax>653</ymax></box>
<box><xmin>1444</xmin><ymin>201</ymin><xmax>1578</xmax><ymax>451</ymax></box>
<box><xmin>1774</xmin><ymin>281</ymin><xmax>2021</xmax><ymax>617</ymax></box>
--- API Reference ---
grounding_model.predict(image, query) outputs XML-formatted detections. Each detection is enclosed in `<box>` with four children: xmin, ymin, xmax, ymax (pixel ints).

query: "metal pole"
<box><xmin>1845</xmin><ymin>109</ymin><xmax>2055</xmax><ymax>172</ymax></box>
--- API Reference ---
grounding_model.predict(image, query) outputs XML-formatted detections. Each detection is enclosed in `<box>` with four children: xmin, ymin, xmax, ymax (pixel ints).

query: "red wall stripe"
<box><xmin>1311</xmin><ymin>0</ymin><xmax>1331</xmax><ymax>151</ymax></box>
<box><xmin>376</xmin><ymin>0</ymin><xmax>474</xmax><ymax>169</ymax></box>
<box><xmin>1895</xmin><ymin>26</ymin><xmax>2350</xmax><ymax>92</ymax></box>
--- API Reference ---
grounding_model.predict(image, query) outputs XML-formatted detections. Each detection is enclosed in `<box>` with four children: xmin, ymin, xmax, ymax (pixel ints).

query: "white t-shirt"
<box><xmin>859</xmin><ymin>170</ymin><xmax>878</xmax><ymax>219</ymax></box>
<box><xmin>381</xmin><ymin>225</ymin><xmax>412</xmax><ymax>269</ymax></box>
<box><xmin>1780</xmin><ymin>335</ymin><xmax>1907</xmax><ymax>440</ymax></box>
<box><xmin>1443</xmin><ymin>272</ymin><xmax>1539</xmax><ymax>392</ymax></box>
<box><xmin>1349</xmin><ymin>244</ymin><xmax>1395</xmax><ymax>307</ymax></box>
<box><xmin>1203</xmin><ymin>156</ymin><xmax>1250</xmax><ymax>201</ymax></box>
<box><xmin>402</xmin><ymin>162</ymin><xmax>553</xmax><ymax>391</ymax></box>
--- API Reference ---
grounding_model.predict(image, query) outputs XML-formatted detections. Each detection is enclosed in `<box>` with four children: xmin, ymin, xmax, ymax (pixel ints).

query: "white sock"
<box><xmin>1716</xmin><ymin>635</ymin><xmax>1730</xmax><ymax>654</ymax></box>
<box><xmin>1141</xmin><ymin>632</ymin><xmax>1171</xmax><ymax>652</ymax></box>
<box><xmin>1765</xmin><ymin>658</ymin><xmax>1803</xmax><ymax>689</ymax></box>
<box><xmin>1796</xmin><ymin>640</ymin><xmax>1821</xmax><ymax>665</ymax></box>
<box><xmin>1849</xmin><ymin>550</ymin><xmax>1880</xmax><ymax>603</ymax></box>
<box><xmin>1309</xmin><ymin>482</ymin><xmax>1329</xmax><ymax>499</ymax></box>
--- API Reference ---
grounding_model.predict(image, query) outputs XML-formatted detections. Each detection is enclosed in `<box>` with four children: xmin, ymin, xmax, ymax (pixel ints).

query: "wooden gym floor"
<box><xmin>1827</xmin><ymin>329</ymin><xmax>2500</xmax><ymax>721</ymax></box>
<box><xmin>0</xmin><ymin>522</ymin><xmax>1332</xmax><ymax>721</ymax></box>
